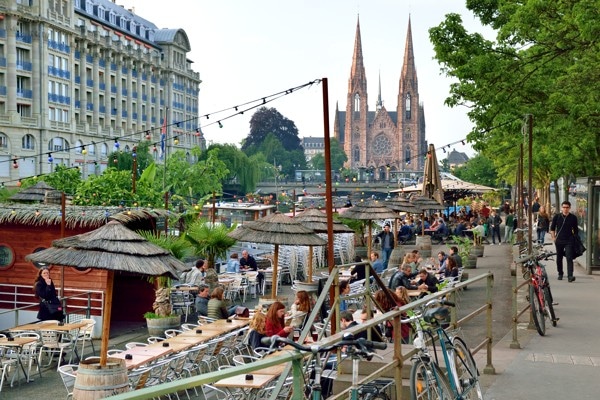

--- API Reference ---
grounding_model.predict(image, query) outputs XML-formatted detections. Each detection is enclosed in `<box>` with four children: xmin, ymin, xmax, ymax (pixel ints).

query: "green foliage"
<box><xmin>452</xmin><ymin>154</ymin><xmax>498</xmax><ymax>187</ymax></box>
<box><xmin>203</xmin><ymin>143</ymin><xmax>261</xmax><ymax>194</ymax></box>
<box><xmin>243</xmin><ymin>107</ymin><xmax>303</xmax><ymax>154</ymax></box>
<box><xmin>429</xmin><ymin>2</ymin><xmax>600</xmax><ymax>187</ymax></box>
<box><xmin>21</xmin><ymin>164</ymin><xmax>82</xmax><ymax>195</ymax></box>
<box><xmin>309</xmin><ymin>138</ymin><xmax>348</xmax><ymax>171</ymax></box>
<box><xmin>451</xmin><ymin>235</ymin><xmax>472</xmax><ymax>261</ymax></box>
<box><xmin>183</xmin><ymin>220</ymin><xmax>237</xmax><ymax>268</ymax></box>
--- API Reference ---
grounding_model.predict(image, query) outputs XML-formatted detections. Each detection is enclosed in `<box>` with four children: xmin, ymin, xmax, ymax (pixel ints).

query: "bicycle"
<box><xmin>261</xmin><ymin>333</ymin><xmax>388</xmax><ymax>400</ymax></box>
<box><xmin>514</xmin><ymin>246</ymin><xmax>558</xmax><ymax>336</ymax></box>
<box><xmin>402</xmin><ymin>298</ymin><xmax>482</xmax><ymax>400</ymax></box>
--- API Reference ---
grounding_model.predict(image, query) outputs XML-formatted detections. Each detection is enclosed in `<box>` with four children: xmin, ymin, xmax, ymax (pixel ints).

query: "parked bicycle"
<box><xmin>403</xmin><ymin>298</ymin><xmax>483</xmax><ymax>400</ymax></box>
<box><xmin>514</xmin><ymin>245</ymin><xmax>558</xmax><ymax>336</ymax></box>
<box><xmin>261</xmin><ymin>333</ymin><xmax>387</xmax><ymax>400</ymax></box>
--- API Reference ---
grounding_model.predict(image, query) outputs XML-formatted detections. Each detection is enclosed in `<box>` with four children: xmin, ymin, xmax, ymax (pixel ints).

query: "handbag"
<box><xmin>43</xmin><ymin>298</ymin><xmax>63</xmax><ymax>314</ymax></box>
<box><xmin>573</xmin><ymin>235</ymin><xmax>586</xmax><ymax>258</ymax></box>
<box><xmin>234</xmin><ymin>306</ymin><xmax>250</xmax><ymax>318</ymax></box>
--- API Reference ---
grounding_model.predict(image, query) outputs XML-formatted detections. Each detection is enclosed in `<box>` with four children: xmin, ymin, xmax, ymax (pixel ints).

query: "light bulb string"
<box><xmin>0</xmin><ymin>79</ymin><xmax>322</xmax><ymax>166</ymax></box>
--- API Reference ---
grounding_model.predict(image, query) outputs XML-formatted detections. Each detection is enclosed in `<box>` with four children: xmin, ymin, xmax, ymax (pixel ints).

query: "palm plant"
<box><xmin>183</xmin><ymin>219</ymin><xmax>237</xmax><ymax>269</ymax></box>
<box><xmin>138</xmin><ymin>231</ymin><xmax>193</xmax><ymax>317</ymax></box>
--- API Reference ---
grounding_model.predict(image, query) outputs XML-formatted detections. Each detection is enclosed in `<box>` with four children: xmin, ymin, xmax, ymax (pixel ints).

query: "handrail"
<box><xmin>107</xmin><ymin>271</ymin><xmax>495</xmax><ymax>400</ymax></box>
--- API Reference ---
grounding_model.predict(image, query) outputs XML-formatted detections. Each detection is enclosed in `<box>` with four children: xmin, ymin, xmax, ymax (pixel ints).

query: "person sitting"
<box><xmin>340</xmin><ymin>310</ymin><xmax>383</xmax><ymax>342</ymax></box>
<box><xmin>225</xmin><ymin>253</ymin><xmax>240</xmax><ymax>273</ymax></box>
<box><xmin>444</xmin><ymin>256</ymin><xmax>460</xmax><ymax>279</ymax></box>
<box><xmin>245</xmin><ymin>310</ymin><xmax>267</xmax><ymax>352</ymax></box>
<box><xmin>265</xmin><ymin>301</ymin><xmax>293</xmax><ymax>337</ymax></box>
<box><xmin>412</xmin><ymin>269</ymin><xmax>439</xmax><ymax>294</ymax></box>
<box><xmin>207</xmin><ymin>287</ymin><xmax>229</xmax><ymax>319</ymax></box>
<box><xmin>289</xmin><ymin>290</ymin><xmax>312</xmax><ymax>330</ymax></box>
<box><xmin>431</xmin><ymin>219</ymin><xmax>449</xmax><ymax>244</ymax></box>
<box><xmin>448</xmin><ymin>246</ymin><xmax>463</xmax><ymax>269</ymax></box>
<box><xmin>370</xmin><ymin>252</ymin><xmax>385</xmax><ymax>274</ymax></box>
<box><xmin>339</xmin><ymin>280</ymin><xmax>351</xmax><ymax>311</ymax></box>
<box><xmin>454</xmin><ymin>219</ymin><xmax>468</xmax><ymax>237</ymax></box>
<box><xmin>186</xmin><ymin>259</ymin><xmax>205</xmax><ymax>286</ymax></box>
<box><xmin>194</xmin><ymin>284</ymin><xmax>210</xmax><ymax>317</ymax></box>
<box><xmin>388</xmin><ymin>263</ymin><xmax>418</xmax><ymax>291</ymax></box>
<box><xmin>240</xmin><ymin>250</ymin><xmax>264</xmax><ymax>288</ymax></box>
<box><xmin>436</xmin><ymin>251</ymin><xmax>448</xmax><ymax>275</ymax></box>
<box><xmin>398</xmin><ymin>222</ymin><xmax>413</xmax><ymax>244</ymax></box>
<box><xmin>350</xmin><ymin>255</ymin><xmax>366</xmax><ymax>282</ymax></box>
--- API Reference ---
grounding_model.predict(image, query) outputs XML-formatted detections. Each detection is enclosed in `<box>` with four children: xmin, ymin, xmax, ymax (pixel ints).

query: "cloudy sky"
<box><xmin>120</xmin><ymin>0</ymin><xmax>491</xmax><ymax>158</ymax></box>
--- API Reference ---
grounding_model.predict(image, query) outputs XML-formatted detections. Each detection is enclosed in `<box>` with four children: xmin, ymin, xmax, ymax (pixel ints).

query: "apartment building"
<box><xmin>0</xmin><ymin>0</ymin><xmax>204</xmax><ymax>186</ymax></box>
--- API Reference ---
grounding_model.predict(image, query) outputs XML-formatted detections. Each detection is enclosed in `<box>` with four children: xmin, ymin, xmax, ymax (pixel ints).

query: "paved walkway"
<box><xmin>2</xmin><ymin>242</ymin><xmax>598</xmax><ymax>399</ymax></box>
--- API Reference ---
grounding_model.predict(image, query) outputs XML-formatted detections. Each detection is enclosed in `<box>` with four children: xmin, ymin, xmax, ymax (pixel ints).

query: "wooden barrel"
<box><xmin>146</xmin><ymin>315</ymin><xmax>181</xmax><ymax>336</ymax></box>
<box><xmin>73</xmin><ymin>358</ymin><xmax>129</xmax><ymax>399</ymax></box>
<box><xmin>470</xmin><ymin>245</ymin><xmax>484</xmax><ymax>258</ymax></box>
<box><xmin>415</xmin><ymin>235</ymin><xmax>432</xmax><ymax>258</ymax></box>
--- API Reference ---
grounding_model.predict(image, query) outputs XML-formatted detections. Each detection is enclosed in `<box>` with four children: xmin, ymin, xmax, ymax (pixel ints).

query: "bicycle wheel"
<box><xmin>410</xmin><ymin>358</ymin><xmax>453</xmax><ymax>400</ymax></box>
<box><xmin>544</xmin><ymin>286</ymin><xmax>558</xmax><ymax>327</ymax></box>
<box><xmin>529</xmin><ymin>284</ymin><xmax>546</xmax><ymax>336</ymax></box>
<box><xmin>452</xmin><ymin>337</ymin><xmax>483</xmax><ymax>400</ymax></box>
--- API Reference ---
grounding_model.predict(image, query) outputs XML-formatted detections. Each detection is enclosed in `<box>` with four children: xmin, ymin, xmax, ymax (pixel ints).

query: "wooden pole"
<box><xmin>99</xmin><ymin>270</ymin><xmax>115</xmax><ymax>366</ymax></box>
<box><xmin>307</xmin><ymin>245</ymin><xmax>313</xmax><ymax>283</ymax></box>
<box><xmin>271</xmin><ymin>245</ymin><xmax>280</xmax><ymax>299</ymax></box>
<box><xmin>60</xmin><ymin>193</ymin><xmax>66</xmax><ymax>299</ymax></box>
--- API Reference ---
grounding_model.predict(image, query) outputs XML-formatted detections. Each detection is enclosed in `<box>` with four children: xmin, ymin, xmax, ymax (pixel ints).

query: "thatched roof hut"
<box><xmin>0</xmin><ymin>203</ymin><xmax>170</xmax><ymax>229</ymax></box>
<box><xmin>8</xmin><ymin>181</ymin><xmax>62</xmax><ymax>203</ymax></box>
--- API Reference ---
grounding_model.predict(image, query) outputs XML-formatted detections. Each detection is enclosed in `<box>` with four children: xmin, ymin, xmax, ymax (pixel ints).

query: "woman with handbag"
<box><xmin>34</xmin><ymin>267</ymin><xmax>64</xmax><ymax>321</ymax></box>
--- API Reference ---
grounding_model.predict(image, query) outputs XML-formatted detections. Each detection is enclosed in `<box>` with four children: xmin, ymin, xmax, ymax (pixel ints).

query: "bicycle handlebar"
<box><xmin>261</xmin><ymin>333</ymin><xmax>387</xmax><ymax>355</ymax></box>
<box><xmin>514</xmin><ymin>252</ymin><xmax>557</xmax><ymax>264</ymax></box>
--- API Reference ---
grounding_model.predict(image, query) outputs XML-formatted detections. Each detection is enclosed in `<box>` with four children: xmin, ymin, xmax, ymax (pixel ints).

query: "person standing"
<box><xmin>490</xmin><ymin>210</ymin><xmax>502</xmax><ymax>245</ymax></box>
<box><xmin>550</xmin><ymin>201</ymin><xmax>579</xmax><ymax>282</ymax></box>
<box><xmin>504</xmin><ymin>209</ymin><xmax>515</xmax><ymax>244</ymax></box>
<box><xmin>536</xmin><ymin>206</ymin><xmax>550</xmax><ymax>244</ymax></box>
<box><xmin>376</xmin><ymin>223</ymin><xmax>395</xmax><ymax>269</ymax></box>
<box><xmin>34</xmin><ymin>268</ymin><xmax>64</xmax><ymax>321</ymax></box>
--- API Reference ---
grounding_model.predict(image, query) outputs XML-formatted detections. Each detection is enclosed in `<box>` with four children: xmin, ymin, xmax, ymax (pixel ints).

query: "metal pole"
<box><xmin>527</xmin><ymin>115</ymin><xmax>533</xmax><ymax>252</ymax></box>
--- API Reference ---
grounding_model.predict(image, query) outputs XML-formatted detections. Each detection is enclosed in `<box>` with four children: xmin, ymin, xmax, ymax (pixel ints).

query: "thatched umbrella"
<box><xmin>25</xmin><ymin>220</ymin><xmax>188</xmax><ymax>366</ymax></box>
<box><xmin>341</xmin><ymin>200</ymin><xmax>398</xmax><ymax>256</ymax></box>
<box><xmin>9</xmin><ymin>181</ymin><xmax>61</xmax><ymax>203</ymax></box>
<box><xmin>293</xmin><ymin>208</ymin><xmax>354</xmax><ymax>282</ymax></box>
<box><xmin>228</xmin><ymin>212</ymin><xmax>326</xmax><ymax>299</ymax></box>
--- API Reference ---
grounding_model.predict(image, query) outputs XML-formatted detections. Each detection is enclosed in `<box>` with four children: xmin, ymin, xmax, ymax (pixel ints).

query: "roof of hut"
<box><xmin>8</xmin><ymin>181</ymin><xmax>63</xmax><ymax>203</ymax></box>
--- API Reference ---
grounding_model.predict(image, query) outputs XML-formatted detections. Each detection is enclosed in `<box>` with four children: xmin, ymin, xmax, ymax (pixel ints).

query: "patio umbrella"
<box><xmin>227</xmin><ymin>212</ymin><xmax>326</xmax><ymax>299</ymax></box>
<box><xmin>422</xmin><ymin>143</ymin><xmax>445</xmax><ymax>205</ymax></box>
<box><xmin>341</xmin><ymin>200</ymin><xmax>398</xmax><ymax>256</ymax></box>
<box><xmin>293</xmin><ymin>208</ymin><xmax>354</xmax><ymax>282</ymax></box>
<box><xmin>25</xmin><ymin>220</ymin><xmax>189</xmax><ymax>366</ymax></box>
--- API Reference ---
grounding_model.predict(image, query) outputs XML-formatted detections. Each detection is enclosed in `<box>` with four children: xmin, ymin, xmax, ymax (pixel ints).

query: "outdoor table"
<box><xmin>110</xmin><ymin>352</ymin><xmax>156</xmax><ymax>370</ymax></box>
<box><xmin>8</xmin><ymin>322</ymin><xmax>52</xmax><ymax>332</ymax></box>
<box><xmin>125</xmin><ymin>345</ymin><xmax>173</xmax><ymax>360</ymax></box>
<box><xmin>174</xmin><ymin>286</ymin><xmax>199</xmax><ymax>292</ymax></box>
<box><xmin>212</xmin><ymin>373</ymin><xmax>279</xmax><ymax>400</ymax></box>
<box><xmin>0</xmin><ymin>336</ymin><xmax>40</xmax><ymax>382</ymax></box>
<box><xmin>157</xmin><ymin>339</ymin><xmax>192</xmax><ymax>353</ymax></box>
<box><xmin>407</xmin><ymin>290</ymin><xmax>422</xmax><ymax>299</ymax></box>
<box><xmin>178</xmin><ymin>329</ymin><xmax>225</xmax><ymax>342</ymax></box>
<box><xmin>199</xmin><ymin>318</ymin><xmax>249</xmax><ymax>333</ymax></box>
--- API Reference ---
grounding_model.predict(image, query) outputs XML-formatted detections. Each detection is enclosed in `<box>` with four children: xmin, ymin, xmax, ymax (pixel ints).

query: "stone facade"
<box><xmin>0</xmin><ymin>0</ymin><xmax>204</xmax><ymax>186</ymax></box>
<box><xmin>334</xmin><ymin>18</ymin><xmax>426</xmax><ymax>181</ymax></box>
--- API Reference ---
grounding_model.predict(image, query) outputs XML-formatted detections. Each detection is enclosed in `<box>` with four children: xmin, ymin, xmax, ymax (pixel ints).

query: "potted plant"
<box><xmin>183</xmin><ymin>219</ymin><xmax>237</xmax><ymax>272</ymax></box>
<box><xmin>471</xmin><ymin>229</ymin><xmax>485</xmax><ymax>257</ymax></box>
<box><xmin>452</xmin><ymin>235</ymin><xmax>477</xmax><ymax>269</ymax></box>
<box><xmin>138</xmin><ymin>231</ymin><xmax>193</xmax><ymax>334</ymax></box>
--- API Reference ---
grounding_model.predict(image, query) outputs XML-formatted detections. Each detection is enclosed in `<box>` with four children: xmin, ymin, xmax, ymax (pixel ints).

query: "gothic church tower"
<box><xmin>334</xmin><ymin>17</ymin><xmax>426</xmax><ymax>180</ymax></box>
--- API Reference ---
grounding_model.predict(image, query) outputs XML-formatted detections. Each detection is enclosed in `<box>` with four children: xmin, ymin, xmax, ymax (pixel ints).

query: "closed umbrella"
<box><xmin>228</xmin><ymin>212</ymin><xmax>326</xmax><ymax>299</ymax></box>
<box><xmin>26</xmin><ymin>220</ymin><xmax>188</xmax><ymax>366</ymax></box>
<box><xmin>422</xmin><ymin>143</ymin><xmax>445</xmax><ymax>205</ymax></box>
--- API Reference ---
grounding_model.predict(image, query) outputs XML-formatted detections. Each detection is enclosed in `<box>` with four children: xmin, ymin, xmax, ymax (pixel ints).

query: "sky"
<box><xmin>120</xmin><ymin>0</ymin><xmax>492</xmax><ymax>159</ymax></box>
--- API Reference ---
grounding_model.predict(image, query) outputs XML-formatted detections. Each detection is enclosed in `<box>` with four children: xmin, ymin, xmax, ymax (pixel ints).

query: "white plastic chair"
<box><xmin>125</xmin><ymin>342</ymin><xmax>148</xmax><ymax>350</ymax></box>
<box><xmin>38</xmin><ymin>330</ymin><xmax>77</xmax><ymax>370</ymax></box>
<box><xmin>58</xmin><ymin>364</ymin><xmax>78</xmax><ymax>399</ymax></box>
<box><xmin>76</xmin><ymin>318</ymin><xmax>96</xmax><ymax>357</ymax></box>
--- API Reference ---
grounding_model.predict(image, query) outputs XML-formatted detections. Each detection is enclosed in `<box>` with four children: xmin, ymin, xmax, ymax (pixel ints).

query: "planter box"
<box><xmin>146</xmin><ymin>315</ymin><xmax>181</xmax><ymax>336</ymax></box>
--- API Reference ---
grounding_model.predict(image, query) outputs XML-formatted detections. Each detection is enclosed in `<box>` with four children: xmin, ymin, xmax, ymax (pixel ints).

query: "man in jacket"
<box><xmin>376</xmin><ymin>223</ymin><xmax>395</xmax><ymax>269</ymax></box>
<box><xmin>389</xmin><ymin>264</ymin><xmax>417</xmax><ymax>291</ymax></box>
<box><xmin>550</xmin><ymin>201</ymin><xmax>579</xmax><ymax>282</ymax></box>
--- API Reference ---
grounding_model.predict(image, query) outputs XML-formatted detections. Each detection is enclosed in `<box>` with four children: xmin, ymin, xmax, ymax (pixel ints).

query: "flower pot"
<box><xmin>146</xmin><ymin>315</ymin><xmax>181</xmax><ymax>336</ymax></box>
<box><xmin>416</xmin><ymin>235</ymin><xmax>432</xmax><ymax>258</ymax></box>
<box><xmin>463</xmin><ymin>255</ymin><xmax>478</xmax><ymax>269</ymax></box>
<box><xmin>470</xmin><ymin>244</ymin><xmax>484</xmax><ymax>258</ymax></box>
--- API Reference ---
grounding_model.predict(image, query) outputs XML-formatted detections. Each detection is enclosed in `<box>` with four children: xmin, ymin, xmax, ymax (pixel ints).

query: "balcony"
<box><xmin>17</xmin><ymin>89</ymin><xmax>33</xmax><ymax>99</ymax></box>
<box><xmin>16</xmin><ymin>61</ymin><xmax>32</xmax><ymax>71</ymax></box>
<box><xmin>99</xmin><ymin>105</ymin><xmax>106</xmax><ymax>113</ymax></box>
<box><xmin>111</xmin><ymin>85</ymin><xmax>117</xmax><ymax>94</ymax></box>
<box><xmin>0</xmin><ymin>29</ymin><xmax>5</xmax><ymax>38</ymax></box>
<box><xmin>121</xmin><ymin>89</ymin><xmax>128</xmax><ymax>96</ymax></box>
<box><xmin>86</xmin><ymin>79</ymin><xmax>94</xmax><ymax>87</ymax></box>
<box><xmin>75</xmin><ymin>51</ymin><xmax>80</xmax><ymax>60</ymax></box>
<box><xmin>132</xmin><ymin>92</ymin><xmax>138</xmax><ymax>98</ymax></box>
<box><xmin>48</xmin><ymin>93</ymin><xmax>58</xmax><ymax>102</ymax></box>
<box><xmin>111</xmin><ymin>63</ymin><xmax>117</xmax><ymax>72</ymax></box>
<box><xmin>132</xmin><ymin>70</ymin><xmax>137</xmax><ymax>78</ymax></box>
<box><xmin>16</xmin><ymin>33</ymin><xmax>32</xmax><ymax>44</ymax></box>
<box><xmin>142</xmin><ymin>94</ymin><xmax>147</xmax><ymax>101</ymax></box>
<box><xmin>0</xmin><ymin>86</ymin><xmax>6</xmax><ymax>96</ymax></box>
<box><xmin>132</xmin><ymin>112</ymin><xmax>138</xmax><ymax>119</ymax></box>
<box><xmin>99</xmin><ymin>82</ymin><xmax>106</xmax><ymax>91</ymax></box>
<box><xmin>75</xmin><ymin>100</ymin><xmax>81</xmax><ymax>108</ymax></box>
<box><xmin>86</xmin><ymin>103</ymin><xmax>93</xmax><ymax>111</ymax></box>
<box><xmin>85</xmin><ymin>54</ymin><xmax>93</xmax><ymax>63</ymax></box>
<box><xmin>111</xmin><ymin>108</ymin><xmax>116</xmax><ymax>116</ymax></box>
<box><xmin>99</xmin><ymin>59</ymin><xmax>106</xmax><ymax>68</ymax></box>
<box><xmin>0</xmin><ymin>57</ymin><xmax>5</xmax><ymax>67</ymax></box>
<box><xmin>121</xmin><ymin>66</ymin><xmax>128</xmax><ymax>74</ymax></box>
<box><xmin>122</xmin><ymin>110</ymin><xmax>128</xmax><ymax>118</ymax></box>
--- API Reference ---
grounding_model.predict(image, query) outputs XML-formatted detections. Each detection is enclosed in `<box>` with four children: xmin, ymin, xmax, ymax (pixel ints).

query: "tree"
<box><xmin>183</xmin><ymin>219</ymin><xmax>237</xmax><ymax>269</ymax></box>
<box><xmin>243</xmin><ymin>107</ymin><xmax>303</xmax><ymax>154</ymax></box>
<box><xmin>452</xmin><ymin>154</ymin><xmax>498</xmax><ymax>188</ymax></box>
<box><xmin>428</xmin><ymin>1</ymin><xmax>600</xmax><ymax>189</ymax></box>
<box><xmin>203</xmin><ymin>143</ymin><xmax>262</xmax><ymax>194</ymax></box>
<box><xmin>21</xmin><ymin>164</ymin><xmax>82</xmax><ymax>195</ymax></box>
<box><xmin>309</xmin><ymin>138</ymin><xmax>348</xmax><ymax>171</ymax></box>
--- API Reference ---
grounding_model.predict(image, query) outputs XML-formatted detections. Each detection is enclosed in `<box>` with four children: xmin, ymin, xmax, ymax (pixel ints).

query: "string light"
<box><xmin>114</xmin><ymin>139</ymin><xmax>120</xmax><ymax>149</ymax></box>
<box><xmin>145</xmin><ymin>131</ymin><xmax>152</xmax><ymax>140</ymax></box>
<box><xmin>173</xmin><ymin>136</ymin><xmax>179</xmax><ymax>145</ymax></box>
<box><xmin>12</xmin><ymin>159</ymin><xmax>18</xmax><ymax>169</ymax></box>
<box><xmin>82</xmin><ymin>146</ymin><xmax>87</xmax><ymax>155</ymax></box>
<box><xmin>218</xmin><ymin>121</ymin><xmax>223</xmax><ymax>128</ymax></box>
<box><xmin>48</xmin><ymin>153</ymin><xmax>53</xmax><ymax>163</ymax></box>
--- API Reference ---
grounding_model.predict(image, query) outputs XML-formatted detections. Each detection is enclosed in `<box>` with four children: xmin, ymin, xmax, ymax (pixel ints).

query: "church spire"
<box><xmin>399</xmin><ymin>16</ymin><xmax>418</xmax><ymax>92</ymax></box>
<box><xmin>349</xmin><ymin>17</ymin><xmax>367</xmax><ymax>91</ymax></box>
<box><xmin>376</xmin><ymin>70</ymin><xmax>383</xmax><ymax>111</ymax></box>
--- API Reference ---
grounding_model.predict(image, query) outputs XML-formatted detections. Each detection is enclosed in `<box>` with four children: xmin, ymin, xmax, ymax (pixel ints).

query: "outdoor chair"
<box><xmin>197</xmin><ymin>316</ymin><xmax>217</xmax><ymax>325</ymax></box>
<box><xmin>164</xmin><ymin>329</ymin><xmax>183</xmax><ymax>338</ymax></box>
<box><xmin>38</xmin><ymin>330</ymin><xmax>78</xmax><ymax>370</ymax></box>
<box><xmin>0</xmin><ymin>346</ymin><xmax>18</xmax><ymax>394</ymax></box>
<box><xmin>180</xmin><ymin>323</ymin><xmax>200</xmax><ymax>331</ymax></box>
<box><xmin>147</xmin><ymin>336</ymin><xmax>166</xmax><ymax>344</ymax></box>
<box><xmin>58</xmin><ymin>364</ymin><xmax>78</xmax><ymax>399</ymax></box>
<box><xmin>125</xmin><ymin>342</ymin><xmax>148</xmax><ymax>349</ymax></box>
<box><xmin>201</xmin><ymin>384</ymin><xmax>230</xmax><ymax>400</ymax></box>
<box><xmin>75</xmin><ymin>318</ymin><xmax>96</xmax><ymax>357</ymax></box>
<box><xmin>170</xmin><ymin>290</ymin><xmax>195</xmax><ymax>322</ymax></box>
<box><xmin>127</xmin><ymin>366</ymin><xmax>151</xmax><ymax>391</ymax></box>
<box><xmin>9</xmin><ymin>331</ymin><xmax>42</xmax><ymax>384</ymax></box>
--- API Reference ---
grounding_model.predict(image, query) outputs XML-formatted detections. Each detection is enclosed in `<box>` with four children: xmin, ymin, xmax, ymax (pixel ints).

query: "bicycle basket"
<box><xmin>423</xmin><ymin>307</ymin><xmax>450</xmax><ymax>325</ymax></box>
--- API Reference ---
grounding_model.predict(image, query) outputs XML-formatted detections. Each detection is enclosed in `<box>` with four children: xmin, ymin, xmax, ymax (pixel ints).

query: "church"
<box><xmin>334</xmin><ymin>17</ymin><xmax>427</xmax><ymax>182</ymax></box>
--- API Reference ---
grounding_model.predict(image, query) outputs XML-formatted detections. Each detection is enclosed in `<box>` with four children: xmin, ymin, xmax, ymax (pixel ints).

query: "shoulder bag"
<box><xmin>43</xmin><ymin>297</ymin><xmax>63</xmax><ymax>314</ymax></box>
<box><xmin>573</xmin><ymin>234</ymin><xmax>586</xmax><ymax>258</ymax></box>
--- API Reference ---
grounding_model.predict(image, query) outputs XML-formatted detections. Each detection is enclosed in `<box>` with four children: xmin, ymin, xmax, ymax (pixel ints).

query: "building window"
<box><xmin>0</xmin><ymin>244</ymin><xmax>15</xmax><ymax>269</ymax></box>
<box><xmin>48</xmin><ymin>137</ymin><xmax>69</xmax><ymax>152</ymax></box>
<box><xmin>405</xmin><ymin>93</ymin><xmax>411</xmax><ymax>120</ymax></box>
<box><xmin>404</xmin><ymin>146</ymin><xmax>412</xmax><ymax>165</ymax></box>
<box><xmin>353</xmin><ymin>93</ymin><xmax>360</xmax><ymax>118</ymax></box>
<box><xmin>353</xmin><ymin>145</ymin><xmax>360</xmax><ymax>162</ymax></box>
<box><xmin>22</xmin><ymin>134</ymin><xmax>35</xmax><ymax>150</ymax></box>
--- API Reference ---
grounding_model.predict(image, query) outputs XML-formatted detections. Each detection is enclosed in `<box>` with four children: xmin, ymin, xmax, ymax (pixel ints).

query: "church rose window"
<box><xmin>372</xmin><ymin>135</ymin><xmax>392</xmax><ymax>156</ymax></box>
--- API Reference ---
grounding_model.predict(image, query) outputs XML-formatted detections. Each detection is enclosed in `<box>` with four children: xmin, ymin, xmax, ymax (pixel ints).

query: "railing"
<box><xmin>0</xmin><ymin>284</ymin><xmax>104</xmax><ymax>330</ymax></box>
<box><xmin>108</xmin><ymin>267</ymin><xmax>495</xmax><ymax>400</ymax></box>
<box><xmin>510</xmin><ymin>256</ymin><xmax>534</xmax><ymax>349</ymax></box>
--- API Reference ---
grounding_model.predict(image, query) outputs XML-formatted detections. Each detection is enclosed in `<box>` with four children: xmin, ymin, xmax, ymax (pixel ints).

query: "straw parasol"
<box><xmin>341</xmin><ymin>200</ymin><xmax>398</xmax><ymax>256</ymax></box>
<box><xmin>25</xmin><ymin>220</ymin><xmax>189</xmax><ymax>366</ymax></box>
<box><xmin>9</xmin><ymin>181</ymin><xmax>61</xmax><ymax>203</ymax></box>
<box><xmin>422</xmin><ymin>143</ymin><xmax>445</xmax><ymax>205</ymax></box>
<box><xmin>293</xmin><ymin>208</ymin><xmax>354</xmax><ymax>282</ymax></box>
<box><xmin>227</xmin><ymin>212</ymin><xmax>326</xmax><ymax>299</ymax></box>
